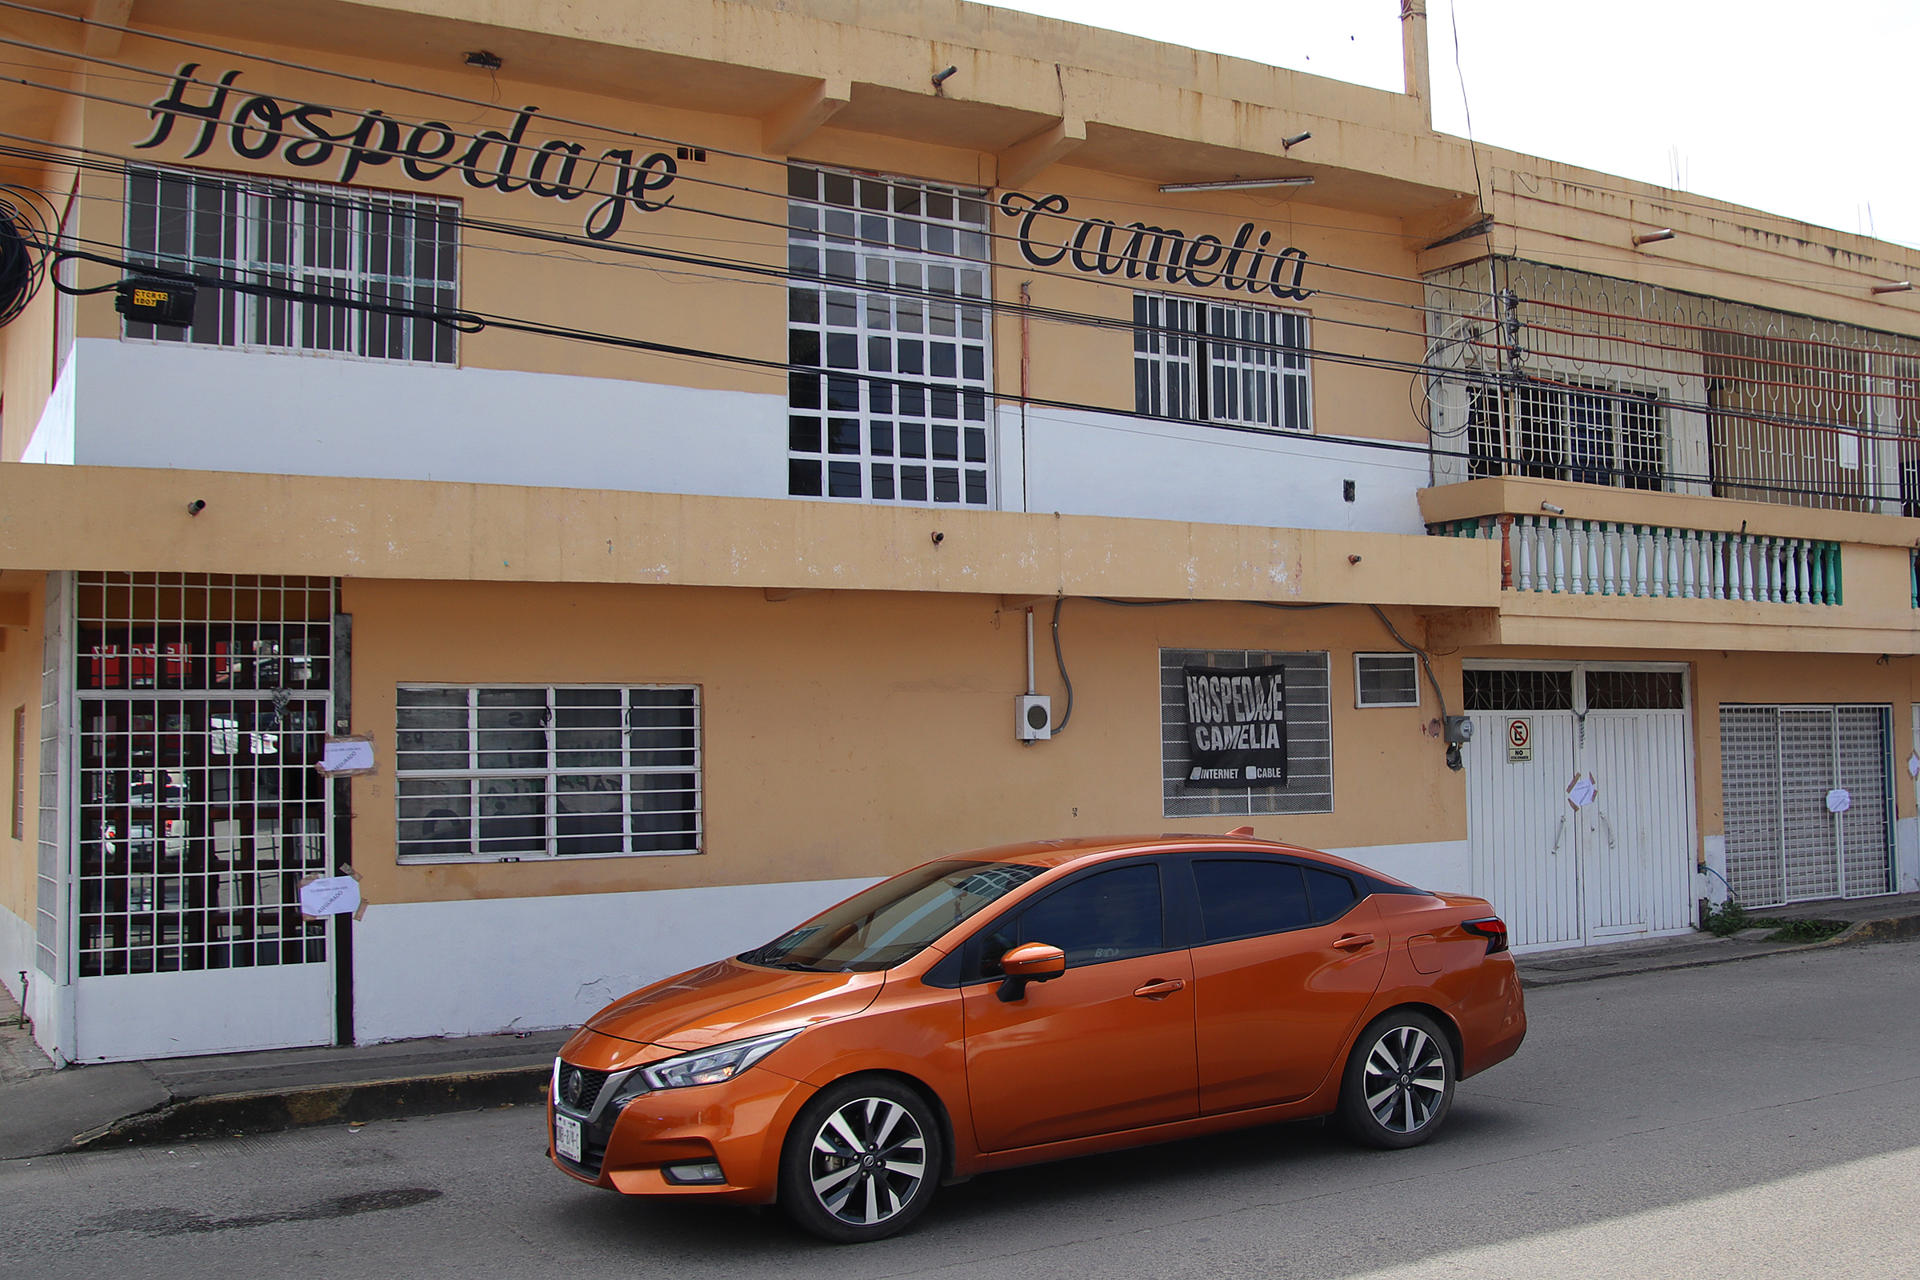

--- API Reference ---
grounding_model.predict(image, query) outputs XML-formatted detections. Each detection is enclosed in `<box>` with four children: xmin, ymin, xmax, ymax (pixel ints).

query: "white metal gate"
<box><xmin>70</xmin><ymin>574</ymin><xmax>338</xmax><ymax>1062</ymax></box>
<box><xmin>1720</xmin><ymin>704</ymin><xmax>1894</xmax><ymax>907</ymax></box>
<box><xmin>1465</xmin><ymin>666</ymin><xmax>1697</xmax><ymax>950</ymax></box>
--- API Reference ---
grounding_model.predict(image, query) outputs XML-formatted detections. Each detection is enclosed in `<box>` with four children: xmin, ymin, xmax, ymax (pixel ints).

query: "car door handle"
<box><xmin>1133</xmin><ymin>978</ymin><xmax>1185</xmax><ymax>999</ymax></box>
<box><xmin>1332</xmin><ymin>933</ymin><xmax>1376</xmax><ymax>951</ymax></box>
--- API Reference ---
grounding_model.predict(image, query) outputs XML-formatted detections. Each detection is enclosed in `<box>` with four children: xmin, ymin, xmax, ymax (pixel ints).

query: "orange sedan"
<box><xmin>548</xmin><ymin>833</ymin><xmax>1526</xmax><ymax>1242</ymax></box>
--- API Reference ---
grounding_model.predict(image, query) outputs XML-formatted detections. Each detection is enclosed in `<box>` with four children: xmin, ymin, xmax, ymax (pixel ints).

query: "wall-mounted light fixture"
<box><xmin>464</xmin><ymin>50</ymin><xmax>502</xmax><ymax>70</ymax></box>
<box><xmin>1631</xmin><ymin>228</ymin><xmax>1677</xmax><ymax>247</ymax></box>
<box><xmin>1158</xmin><ymin>176</ymin><xmax>1314</xmax><ymax>193</ymax></box>
<box><xmin>1871</xmin><ymin>281</ymin><xmax>1913</xmax><ymax>295</ymax></box>
<box><xmin>1281</xmin><ymin>131</ymin><xmax>1312</xmax><ymax>150</ymax></box>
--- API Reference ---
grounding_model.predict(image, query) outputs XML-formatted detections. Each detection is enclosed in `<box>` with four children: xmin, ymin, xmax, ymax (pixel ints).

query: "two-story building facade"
<box><xmin>1</xmin><ymin>0</ymin><xmax>1915</xmax><ymax>1064</ymax></box>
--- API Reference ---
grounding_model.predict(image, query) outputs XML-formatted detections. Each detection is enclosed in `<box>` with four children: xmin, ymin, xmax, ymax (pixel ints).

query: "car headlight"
<box><xmin>641</xmin><ymin>1028</ymin><xmax>803</xmax><ymax>1091</ymax></box>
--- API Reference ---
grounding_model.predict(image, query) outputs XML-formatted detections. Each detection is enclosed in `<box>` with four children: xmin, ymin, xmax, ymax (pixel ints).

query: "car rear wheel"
<box><xmin>779</xmin><ymin>1077</ymin><xmax>942</xmax><ymax>1243</ymax></box>
<box><xmin>1338</xmin><ymin>1010</ymin><xmax>1456</xmax><ymax>1149</ymax></box>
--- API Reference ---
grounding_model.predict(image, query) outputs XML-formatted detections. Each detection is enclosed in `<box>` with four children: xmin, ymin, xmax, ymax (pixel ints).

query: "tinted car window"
<box><xmin>740</xmin><ymin>860</ymin><xmax>1045</xmax><ymax>972</ymax></box>
<box><xmin>976</xmin><ymin>864</ymin><xmax>1164</xmax><ymax>975</ymax></box>
<box><xmin>1194</xmin><ymin>859</ymin><xmax>1312</xmax><ymax>942</ymax></box>
<box><xmin>1304</xmin><ymin>867</ymin><xmax>1358</xmax><ymax>922</ymax></box>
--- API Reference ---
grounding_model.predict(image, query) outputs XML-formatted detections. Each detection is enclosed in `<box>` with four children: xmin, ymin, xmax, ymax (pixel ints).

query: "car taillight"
<box><xmin>1462</xmin><ymin>917</ymin><xmax>1509</xmax><ymax>954</ymax></box>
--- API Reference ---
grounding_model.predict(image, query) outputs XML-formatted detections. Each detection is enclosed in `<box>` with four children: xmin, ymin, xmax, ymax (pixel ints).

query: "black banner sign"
<box><xmin>134</xmin><ymin>64</ymin><xmax>678</xmax><ymax>241</ymax></box>
<box><xmin>1183</xmin><ymin>664</ymin><xmax>1288</xmax><ymax>787</ymax></box>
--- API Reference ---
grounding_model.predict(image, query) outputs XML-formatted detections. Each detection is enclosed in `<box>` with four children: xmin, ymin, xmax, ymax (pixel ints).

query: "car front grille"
<box><xmin>556</xmin><ymin>1062</ymin><xmax>611</xmax><ymax>1114</ymax></box>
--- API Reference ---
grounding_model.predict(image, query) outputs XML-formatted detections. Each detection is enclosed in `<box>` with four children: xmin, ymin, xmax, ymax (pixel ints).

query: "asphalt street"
<box><xmin>4</xmin><ymin>939</ymin><xmax>1919</xmax><ymax>1279</ymax></box>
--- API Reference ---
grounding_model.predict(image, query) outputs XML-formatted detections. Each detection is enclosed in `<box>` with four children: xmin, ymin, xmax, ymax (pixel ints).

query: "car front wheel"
<box><xmin>1338</xmin><ymin>1010</ymin><xmax>1456</xmax><ymax>1149</ymax></box>
<box><xmin>779</xmin><ymin>1077</ymin><xmax>942</xmax><ymax>1243</ymax></box>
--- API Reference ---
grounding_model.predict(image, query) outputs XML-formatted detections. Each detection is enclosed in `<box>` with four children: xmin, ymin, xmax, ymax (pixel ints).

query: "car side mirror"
<box><xmin>996</xmin><ymin>942</ymin><xmax>1066</xmax><ymax>1002</ymax></box>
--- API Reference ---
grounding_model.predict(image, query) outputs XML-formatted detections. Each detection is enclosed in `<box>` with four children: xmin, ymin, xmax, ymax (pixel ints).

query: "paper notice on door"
<box><xmin>317</xmin><ymin>735</ymin><xmax>376</xmax><ymax>776</ymax></box>
<box><xmin>298</xmin><ymin>875</ymin><xmax>362</xmax><ymax>919</ymax></box>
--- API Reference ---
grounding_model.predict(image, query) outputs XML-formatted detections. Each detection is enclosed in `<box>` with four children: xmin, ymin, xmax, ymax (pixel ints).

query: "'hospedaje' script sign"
<box><xmin>999</xmin><ymin>192</ymin><xmax>1313</xmax><ymax>299</ymax></box>
<box><xmin>1184</xmin><ymin>664</ymin><xmax>1289</xmax><ymax>787</ymax></box>
<box><xmin>135</xmin><ymin>65</ymin><xmax>679</xmax><ymax>240</ymax></box>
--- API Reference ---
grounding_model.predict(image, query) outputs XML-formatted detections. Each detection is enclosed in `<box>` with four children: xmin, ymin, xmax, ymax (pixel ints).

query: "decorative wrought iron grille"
<box><xmin>1427</xmin><ymin>260</ymin><xmax>1920</xmax><ymax>511</ymax></box>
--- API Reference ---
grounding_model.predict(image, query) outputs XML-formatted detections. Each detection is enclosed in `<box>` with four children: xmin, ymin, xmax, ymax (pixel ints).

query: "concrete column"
<box><xmin>1401</xmin><ymin>0</ymin><xmax>1432</xmax><ymax>127</ymax></box>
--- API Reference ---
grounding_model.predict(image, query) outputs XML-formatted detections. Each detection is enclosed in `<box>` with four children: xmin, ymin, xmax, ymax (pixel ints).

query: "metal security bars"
<box><xmin>1134</xmin><ymin>293</ymin><xmax>1311</xmax><ymax>432</ymax></box>
<box><xmin>395</xmin><ymin>685</ymin><xmax>702</xmax><ymax>861</ymax></box>
<box><xmin>1720</xmin><ymin>704</ymin><xmax>1894</xmax><ymax>906</ymax></box>
<box><xmin>1427</xmin><ymin>260</ymin><xmax>1920</xmax><ymax>511</ymax></box>
<box><xmin>785</xmin><ymin>165</ymin><xmax>992</xmax><ymax>506</ymax></box>
<box><xmin>1432</xmin><ymin>516</ymin><xmax>1843</xmax><ymax>605</ymax></box>
<box><xmin>1465</xmin><ymin>383</ymin><xmax>1663</xmax><ymax>488</ymax></box>
<box><xmin>124</xmin><ymin>166</ymin><xmax>459</xmax><ymax>363</ymax></box>
<box><xmin>73</xmin><ymin>574</ymin><xmax>335</xmax><ymax>978</ymax></box>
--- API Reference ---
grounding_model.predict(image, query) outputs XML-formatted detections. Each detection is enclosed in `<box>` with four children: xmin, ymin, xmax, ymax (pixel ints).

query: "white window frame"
<box><xmin>785</xmin><ymin>165</ymin><xmax>992</xmax><ymax>507</ymax></box>
<box><xmin>395</xmin><ymin>684</ymin><xmax>702</xmax><ymax>864</ymax></box>
<box><xmin>123</xmin><ymin>165</ymin><xmax>460</xmax><ymax>364</ymax></box>
<box><xmin>1134</xmin><ymin>292</ymin><xmax>1312</xmax><ymax>433</ymax></box>
<box><xmin>1354</xmin><ymin>653</ymin><xmax>1420</xmax><ymax>709</ymax></box>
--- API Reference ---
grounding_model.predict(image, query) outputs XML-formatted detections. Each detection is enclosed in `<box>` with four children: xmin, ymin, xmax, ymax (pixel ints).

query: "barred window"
<box><xmin>786</xmin><ymin>165</ymin><xmax>992</xmax><ymax>506</ymax></box>
<box><xmin>125</xmin><ymin>166</ymin><xmax>459</xmax><ymax>363</ymax></box>
<box><xmin>1468</xmin><ymin>381</ymin><xmax>1664</xmax><ymax>489</ymax></box>
<box><xmin>396</xmin><ymin>685</ymin><xmax>701</xmax><ymax>862</ymax></box>
<box><xmin>1134</xmin><ymin>294</ymin><xmax>1311</xmax><ymax>432</ymax></box>
<box><xmin>1161</xmin><ymin>649</ymin><xmax>1331</xmax><ymax>818</ymax></box>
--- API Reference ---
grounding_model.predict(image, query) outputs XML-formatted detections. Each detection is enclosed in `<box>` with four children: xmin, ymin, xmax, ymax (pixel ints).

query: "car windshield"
<box><xmin>738</xmin><ymin>860</ymin><xmax>1045</xmax><ymax>973</ymax></box>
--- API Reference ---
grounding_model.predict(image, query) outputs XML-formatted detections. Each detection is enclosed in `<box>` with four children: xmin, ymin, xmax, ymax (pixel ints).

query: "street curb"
<box><xmin>1825</xmin><ymin>915</ymin><xmax>1920</xmax><ymax>946</ymax></box>
<box><xmin>1518</xmin><ymin>915</ymin><xmax>1920</xmax><ymax>989</ymax></box>
<box><xmin>68</xmin><ymin>1066</ymin><xmax>551</xmax><ymax>1152</ymax></box>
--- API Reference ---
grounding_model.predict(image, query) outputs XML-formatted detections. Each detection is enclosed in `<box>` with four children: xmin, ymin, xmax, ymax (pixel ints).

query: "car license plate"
<box><xmin>554</xmin><ymin>1113</ymin><xmax>583</xmax><ymax>1164</ymax></box>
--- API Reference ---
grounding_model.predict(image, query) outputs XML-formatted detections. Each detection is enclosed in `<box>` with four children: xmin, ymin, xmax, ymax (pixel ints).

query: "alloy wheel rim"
<box><xmin>808</xmin><ymin>1097</ymin><xmax>929</xmax><ymax>1225</ymax></box>
<box><xmin>1362</xmin><ymin>1025</ymin><xmax>1447</xmax><ymax>1133</ymax></box>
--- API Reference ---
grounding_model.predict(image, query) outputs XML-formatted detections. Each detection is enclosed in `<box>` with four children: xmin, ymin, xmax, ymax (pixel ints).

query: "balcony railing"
<box><xmin>1430</xmin><ymin>516</ymin><xmax>1843</xmax><ymax>605</ymax></box>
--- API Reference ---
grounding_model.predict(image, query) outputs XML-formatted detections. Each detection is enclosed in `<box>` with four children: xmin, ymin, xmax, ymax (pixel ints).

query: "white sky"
<box><xmin>984</xmin><ymin>0</ymin><xmax>1920</xmax><ymax>253</ymax></box>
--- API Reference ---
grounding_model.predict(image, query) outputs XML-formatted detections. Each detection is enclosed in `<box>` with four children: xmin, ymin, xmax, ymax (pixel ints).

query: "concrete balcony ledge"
<box><xmin>1418</xmin><ymin>476</ymin><xmax>1920</xmax><ymax>550</ymax></box>
<box><xmin>0</xmin><ymin>462</ymin><xmax>1500</xmax><ymax>608</ymax></box>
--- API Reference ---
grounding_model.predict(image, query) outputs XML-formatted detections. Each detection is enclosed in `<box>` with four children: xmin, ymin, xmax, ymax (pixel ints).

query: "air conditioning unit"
<box><xmin>1015</xmin><ymin>694</ymin><xmax>1052</xmax><ymax>742</ymax></box>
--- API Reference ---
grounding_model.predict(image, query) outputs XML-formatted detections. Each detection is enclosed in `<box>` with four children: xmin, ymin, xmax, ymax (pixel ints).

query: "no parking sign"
<box><xmin>1506</xmin><ymin>717</ymin><xmax>1532</xmax><ymax>763</ymax></box>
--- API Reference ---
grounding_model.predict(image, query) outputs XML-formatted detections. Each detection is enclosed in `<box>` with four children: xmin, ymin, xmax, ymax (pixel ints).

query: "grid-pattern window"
<box><xmin>1134</xmin><ymin>294</ymin><xmax>1311</xmax><ymax>432</ymax></box>
<box><xmin>396</xmin><ymin>685</ymin><xmax>701</xmax><ymax>862</ymax></box>
<box><xmin>786</xmin><ymin>166</ymin><xmax>991</xmax><ymax>506</ymax></box>
<box><xmin>1354</xmin><ymin>654</ymin><xmax>1419</xmax><ymax>708</ymax></box>
<box><xmin>1469</xmin><ymin>380</ymin><xmax>1664</xmax><ymax>489</ymax></box>
<box><xmin>124</xmin><ymin>166</ymin><xmax>459</xmax><ymax>363</ymax></box>
<box><xmin>74</xmin><ymin>574</ymin><xmax>335</xmax><ymax>979</ymax></box>
<box><xmin>1161</xmin><ymin>649</ymin><xmax>1331</xmax><ymax>818</ymax></box>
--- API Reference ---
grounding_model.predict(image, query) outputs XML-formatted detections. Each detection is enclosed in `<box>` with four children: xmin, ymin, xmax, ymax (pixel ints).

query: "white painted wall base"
<box><xmin>1895</xmin><ymin>817</ymin><xmax>1919</xmax><ymax>894</ymax></box>
<box><xmin>0</xmin><ymin>903</ymin><xmax>72</xmax><ymax>1067</ymax></box>
<box><xmin>349</xmin><ymin>877</ymin><xmax>877</xmax><ymax>1044</ymax></box>
<box><xmin>1701</xmin><ymin>835</ymin><xmax>1731</xmax><ymax>907</ymax></box>
<box><xmin>1325</xmin><ymin>839</ymin><xmax>1471</xmax><ymax>897</ymax></box>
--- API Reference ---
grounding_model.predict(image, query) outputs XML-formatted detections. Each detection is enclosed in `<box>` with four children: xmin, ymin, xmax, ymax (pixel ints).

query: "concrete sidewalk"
<box><xmin>4</xmin><ymin>891</ymin><xmax>1917</xmax><ymax>1162</ymax></box>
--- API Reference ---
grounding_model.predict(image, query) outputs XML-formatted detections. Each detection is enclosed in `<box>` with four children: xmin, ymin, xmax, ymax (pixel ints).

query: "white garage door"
<box><xmin>1465</xmin><ymin>666</ymin><xmax>1697</xmax><ymax>951</ymax></box>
